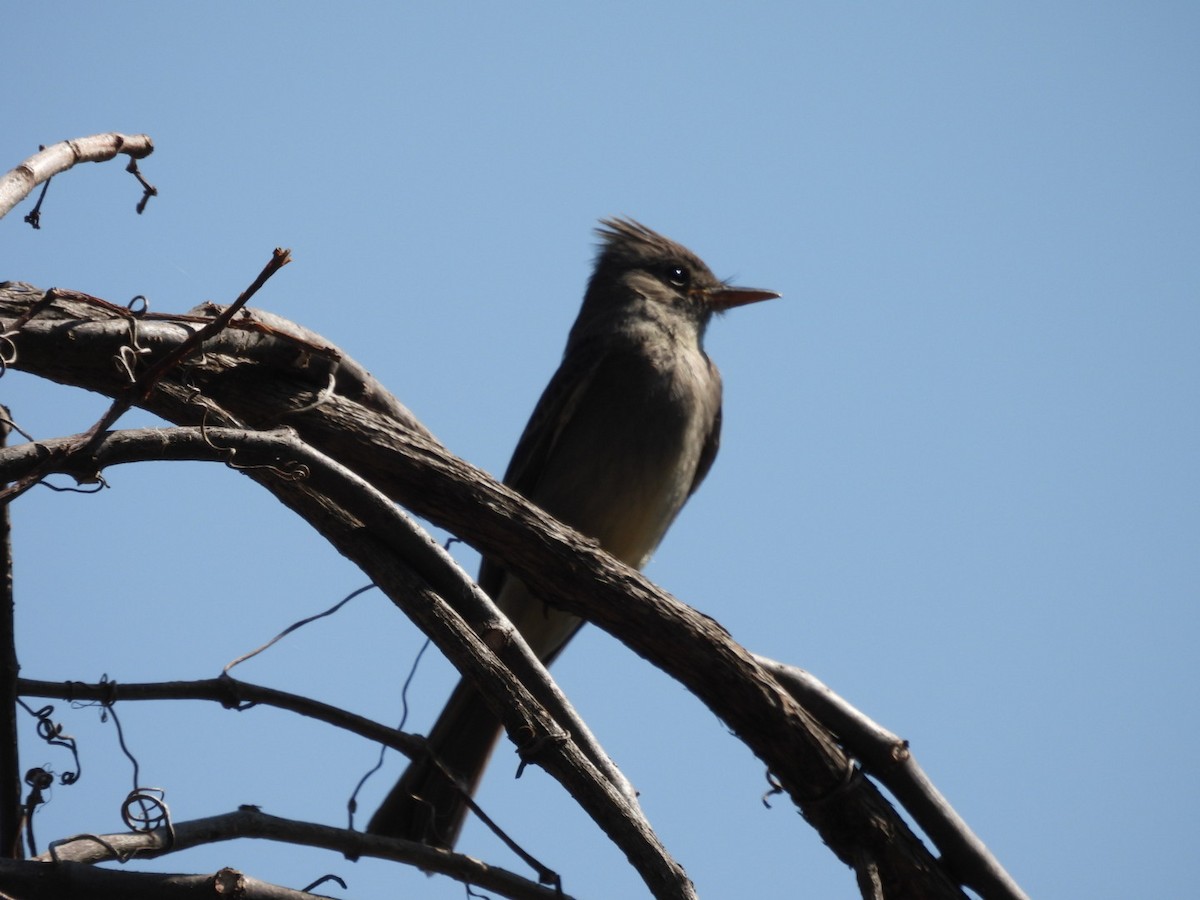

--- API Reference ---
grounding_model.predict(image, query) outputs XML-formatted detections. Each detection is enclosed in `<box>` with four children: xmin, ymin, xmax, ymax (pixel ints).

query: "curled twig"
<box><xmin>16</xmin><ymin>700</ymin><xmax>80</xmax><ymax>786</ymax></box>
<box><xmin>122</xmin><ymin>788</ymin><xmax>175</xmax><ymax>852</ymax></box>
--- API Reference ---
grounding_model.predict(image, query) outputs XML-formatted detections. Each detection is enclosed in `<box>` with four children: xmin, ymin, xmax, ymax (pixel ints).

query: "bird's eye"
<box><xmin>665</xmin><ymin>265</ymin><xmax>690</xmax><ymax>288</ymax></box>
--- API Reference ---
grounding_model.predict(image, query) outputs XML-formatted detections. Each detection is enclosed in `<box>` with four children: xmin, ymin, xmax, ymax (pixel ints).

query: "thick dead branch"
<box><xmin>0</xmin><ymin>281</ymin><xmax>988</xmax><ymax>898</ymax></box>
<box><xmin>0</xmin><ymin>133</ymin><xmax>155</xmax><ymax>221</ymax></box>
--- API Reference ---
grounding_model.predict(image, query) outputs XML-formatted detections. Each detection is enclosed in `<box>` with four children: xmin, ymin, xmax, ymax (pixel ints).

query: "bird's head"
<box><xmin>570</xmin><ymin>218</ymin><xmax>778</xmax><ymax>346</ymax></box>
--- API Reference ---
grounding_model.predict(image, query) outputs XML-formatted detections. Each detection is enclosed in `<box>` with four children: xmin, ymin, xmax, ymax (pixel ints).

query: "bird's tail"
<box><xmin>367</xmin><ymin>678</ymin><xmax>504</xmax><ymax>849</ymax></box>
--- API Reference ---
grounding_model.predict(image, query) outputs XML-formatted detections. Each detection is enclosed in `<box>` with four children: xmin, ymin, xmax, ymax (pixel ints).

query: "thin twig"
<box><xmin>121</xmin><ymin>248</ymin><xmax>291</xmax><ymax>408</ymax></box>
<box><xmin>223</xmin><ymin>583</ymin><xmax>375</xmax><ymax>674</ymax></box>
<box><xmin>18</xmin><ymin>676</ymin><xmax>425</xmax><ymax>765</ymax></box>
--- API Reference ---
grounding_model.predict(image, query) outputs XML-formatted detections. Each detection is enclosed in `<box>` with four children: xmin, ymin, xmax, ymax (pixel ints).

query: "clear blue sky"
<box><xmin>3</xmin><ymin>4</ymin><xmax>1197</xmax><ymax>898</ymax></box>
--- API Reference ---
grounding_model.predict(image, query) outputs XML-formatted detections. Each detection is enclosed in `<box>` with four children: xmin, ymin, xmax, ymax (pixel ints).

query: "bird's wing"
<box><xmin>477</xmin><ymin>341</ymin><xmax>608</xmax><ymax>600</ymax></box>
<box><xmin>687</xmin><ymin>357</ymin><xmax>722</xmax><ymax>498</ymax></box>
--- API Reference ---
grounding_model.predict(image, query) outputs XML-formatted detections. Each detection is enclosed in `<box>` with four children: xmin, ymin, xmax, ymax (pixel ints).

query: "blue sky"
<box><xmin>3</xmin><ymin>4</ymin><xmax>1197</xmax><ymax>898</ymax></box>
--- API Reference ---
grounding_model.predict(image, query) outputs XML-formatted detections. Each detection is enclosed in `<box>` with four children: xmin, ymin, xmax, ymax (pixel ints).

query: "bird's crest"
<box><xmin>593</xmin><ymin>217</ymin><xmax>707</xmax><ymax>274</ymax></box>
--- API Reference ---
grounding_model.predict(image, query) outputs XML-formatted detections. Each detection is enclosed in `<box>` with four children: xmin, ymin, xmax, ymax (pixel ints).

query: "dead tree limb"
<box><xmin>0</xmin><ymin>133</ymin><xmax>155</xmax><ymax>222</ymax></box>
<box><xmin>0</xmin><ymin>280</ymin><xmax>1007</xmax><ymax>898</ymax></box>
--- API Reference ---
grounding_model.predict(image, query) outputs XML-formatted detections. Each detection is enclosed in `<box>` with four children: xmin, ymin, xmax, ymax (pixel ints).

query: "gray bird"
<box><xmin>368</xmin><ymin>217</ymin><xmax>779</xmax><ymax>848</ymax></box>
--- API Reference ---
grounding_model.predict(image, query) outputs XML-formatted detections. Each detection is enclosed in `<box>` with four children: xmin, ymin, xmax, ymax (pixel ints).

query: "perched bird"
<box><xmin>369</xmin><ymin>217</ymin><xmax>779</xmax><ymax>848</ymax></box>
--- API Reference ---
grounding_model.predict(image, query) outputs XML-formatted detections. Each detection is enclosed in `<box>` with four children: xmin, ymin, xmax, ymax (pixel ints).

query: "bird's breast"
<box><xmin>530</xmin><ymin>341</ymin><xmax>721</xmax><ymax>568</ymax></box>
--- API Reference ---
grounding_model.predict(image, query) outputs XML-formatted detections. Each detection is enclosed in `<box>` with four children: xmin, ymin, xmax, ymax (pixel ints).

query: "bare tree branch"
<box><xmin>37</xmin><ymin>808</ymin><xmax>572</xmax><ymax>900</ymax></box>
<box><xmin>0</xmin><ymin>281</ymin><xmax>1005</xmax><ymax>898</ymax></box>
<box><xmin>0</xmin><ymin>133</ymin><xmax>155</xmax><ymax>222</ymax></box>
<box><xmin>16</xmin><ymin>676</ymin><xmax>423</xmax><ymax>762</ymax></box>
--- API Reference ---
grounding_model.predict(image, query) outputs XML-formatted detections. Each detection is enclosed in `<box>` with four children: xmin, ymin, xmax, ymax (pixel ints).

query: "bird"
<box><xmin>368</xmin><ymin>217</ymin><xmax>779</xmax><ymax>848</ymax></box>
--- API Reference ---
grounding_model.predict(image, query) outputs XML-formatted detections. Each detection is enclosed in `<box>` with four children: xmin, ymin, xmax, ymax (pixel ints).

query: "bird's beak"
<box><xmin>706</xmin><ymin>286</ymin><xmax>781</xmax><ymax>311</ymax></box>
